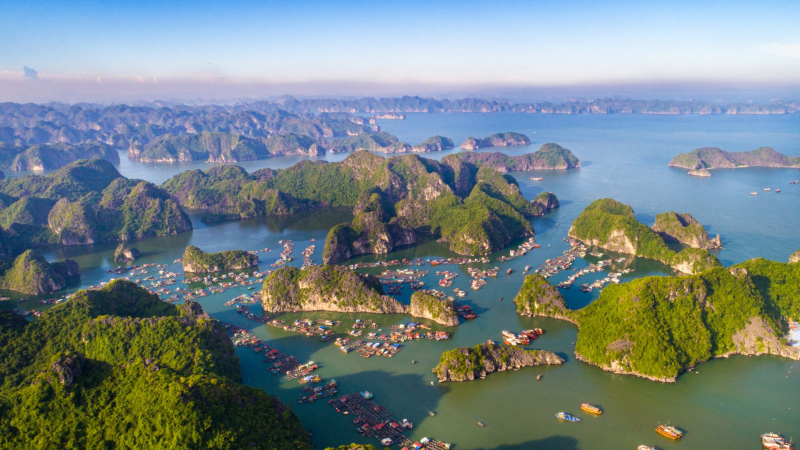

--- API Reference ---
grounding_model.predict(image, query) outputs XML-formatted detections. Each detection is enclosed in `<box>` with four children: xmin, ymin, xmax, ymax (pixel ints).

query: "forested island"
<box><xmin>0</xmin><ymin>142</ymin><xmax>119</xmax><ymax>171</ymax></box>
<box><xmin>514</xmin><ymin>257</ymin><xmax>800</xmax><ymax>381</ymax></box>
<box><xmin>434</xmin><ymin>343</ymin><xmax>563</xmax><ymax>382</ymax></box>
<box><xmin>261</xmin><ymin>265</ymin><xmax>462</xmax><ymax>326</ymax></box>
<box><xmin>568</xmin><ymin>198</ymin><xmax>722</xmax><ymax>274</ymax></box>
<box><xmin>0</xmin><ymin>280</ymin><xmax>313</xmax><ymax>449</ymax></box>
<box><xmin>0</xmin><ymin>250</ymin><xmax>79</xmax><ymax>295</ymax></box>
<box><xmin>669</xmin><ymin>147</ymin><xmax>800</xmax><ymax>173</ymax></box>
<box><xmin>163</xmin><ymin>148</ymin><xmax>573</xmax><ymax>262</ymax></box>
<box><xmin>460</xmin><ymin>132</ymin><xmax>530</xmax><ymax>150</ymax></box>
<box><xmin>182</xmin><ymin>245</ymin><xmax>259</xmax><ymax>273</ymax></box>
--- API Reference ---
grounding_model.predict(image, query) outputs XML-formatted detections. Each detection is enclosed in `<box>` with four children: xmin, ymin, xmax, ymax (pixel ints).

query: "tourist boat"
<box><xmin>477</xmin><ymin>421</ymin><xmax>485</xmax><ymax>427</ymax></box>
<box><xmin>765</xmin><ymin>188</ymin><xmax>771</xmax><ymax>191</ymax></box>
<box><xmin>524</xmin><ymin>265</ymin><xmax>531</xmax><ymax>272</ymax></box>
<box><xmin>537</xmin><ymin>374</ymin><xmax>542</xmax><ymax>380</ymax></box>
<box><xmin>555</xmin><ymin>412</ymin><xmax>580</xmax><ymax>422</ymax></box>
<box><xmin>637</xmin><ymin>446</ymin><xmax>657</xmax><ymax>450</ymax></box>
<box><xmin>775</xmin><ymin>189</ymin><xmax>781</xmax><ymax>193</ymax></box>
<box><xmin>429</xmin><ymin>411</ymin><xmax>436</xmax><ymax>416</ymax></box>
<box><xmin>751</xmin><ymin>192</ymin><xmax>758</xmax><ymax>195</ymax></box>
<box><xmin>655</xmin><ymin>425</ymin><xmax>683</xmax><ymax>439</ymax></box>
<box><xmin>762</xmin><ymin>432</ymin><xmax>793</xmax><ymax>449</ymax></box>
<box><xmin>507</xmin><ymin>269</ymin><xmax>513</xmax><ymax>275</ymax></box>
<box><xmin>530</xmin><ymin>177</ymin><xmax>543</xmax><ymax>181</ymax></box>
<box><xmin>580</xmin><ymin>404</ymin><xmax>602</xmax><ymax>415</ymax></box>
<box><xmin>359</xmin><ymin>391</ymin><xmax>373</xmax><ymax>399</ymax></box>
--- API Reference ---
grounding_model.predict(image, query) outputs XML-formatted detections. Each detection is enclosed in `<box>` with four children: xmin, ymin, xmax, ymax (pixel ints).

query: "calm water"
<box><xmin>7</xmin><ymin>113</ymin><xmax>800</xmax><ymax>449</ymax></box>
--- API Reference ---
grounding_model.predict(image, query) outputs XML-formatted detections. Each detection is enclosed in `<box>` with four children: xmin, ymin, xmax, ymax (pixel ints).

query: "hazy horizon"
<box><xmin>2</xmin><ymin>0</ymin><xmax>800</xmax><ymax>103</ymax></box>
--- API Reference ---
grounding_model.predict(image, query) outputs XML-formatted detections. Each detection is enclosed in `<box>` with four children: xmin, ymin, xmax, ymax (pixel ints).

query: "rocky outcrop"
<box><xmin>531</xmin><ymin>192</ymin><xmax>559</xmax><ymax>214</ymax></box>
<box><xmin>182</xmin><ymin>246</ymin><xmax>259</xmax><ymax>273</ymax></box>
<box><xmin>451</xmin><ymin>143</ymin><xmax>580</xmax><ymax>170</ymax></box>
<box><xmin>434</xmin><ymin>344</ymin><xmax>564</xmax><ymax>382</ymax></box>
<box><xmin>114</xmin><ymin>243</ymin><xmax>140</xmax><ymax>262</ymax></box>
<box><xmin>652</xmin><ymin>212</ymin><xmax>722</xmax><ymax>250</ymax></box>
<box><xmin>790</xmin><ymin>250</ymin><xmax>800</xmax><ymax>264</ymax></box>
<box><xmin>669</xmin><ymin>248</ymin><xmax>723</xmax><ymax>275</ymax></box>
<box><xmin>688</xmin><ymin>168</ymin><xmax>711</xmax><ymax>177</ymax></box>
<box><xmin>261</xmin><ymin>265</ymin><xmax>406</xmax><ymax>315</ymax></box>
<box><xmin>51</xmin><ymin>353</ymin><xmax>85</xmax><ymax>387</ymax></box>
<box><xmin>514</xmin><ymin>274</ymin><xmax>577</xmax><ymax>323</ymax></box>
<box><xmin>408</xmin><ymin>291</ymin><xmax>460</xmax><ymax>327</ymax></box>
<box><xmin>6</xmin><ymin>143</ymin><xmax>120</xmax><ymax>172</ymax></box>
<box><xmin>460</xmin><ymin>132</ymin><xmax>530</xmax><ymax>150</ymax></box>
<box><xmin>411</xmin><ymin>136</ymin><xmax>454</xmax><ymax>153</ymax></box>
<box><xmin>0</xmin><ymin>250</ymin><xmax>80</xmax><ymax>295</ymax></box>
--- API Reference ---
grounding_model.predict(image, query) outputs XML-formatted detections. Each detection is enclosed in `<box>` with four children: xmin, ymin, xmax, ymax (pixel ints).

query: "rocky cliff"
<box><xmin>434</xmin><ymin>343</ymin><xmax>564</xmax><ymax>382</ymax></box>
<box><xmin>459</xmin><ymin>132</ymin><xmax>530</xmax><ymax>150</ymax></box>
<box><xmin>688</xmin><ymin>168</ymin><xmax>711</xmax><ymax>177</ymax></box>
<box><xmin>531</xmin><ymin>192</ymin><xmax>560</xmax><ymax>215</ymax></box>
<box><xmin>411</xmin><ymin>136</ymin><xmax>454</xmax><ymax>153</ymax></box>
<box><xmin>408</xmin><ymin>290</ymin><xmax>460</xmax><ymax>327</ymax></box>
<box><xmin>6</xmin><ymin>142</ymin><xmax>120</xmax><ymax>171</ymax></box>
<box><xmin>652</xmin><ymin>211</ymin><xmax>722</xmax><ymax>250</ymax></box>
<box><xmin>451</xmin><ymin>143</ymin><xmax>580</xmax><ymax>171</ymax></box>
<box><xmin>513</xmin><ymin>274</ymin><xmax>576</xmax><ymax>323</ymax></box>
<box><xmin>114</xmin><ymin>243</ymin><xmax>140</xmax><ymax>262</ymax></box>
<box><xmin>670</xmin><ymin>248</ymin><xmax>723</xmax><ymax>275</ymax></box>
<box><xmin>182</xmin><ymin>245</ymin><xmax>259</xmax><ymax>273</ymax></box>
<box><xmin>791</xmin><ymin>250</ymin><xmax>800</xmax><ymax>263</ymax></box>
<box><xmin>0</xmin><ymin>250</ymin><xmax>80</xmax><ymax>295</ymax></box>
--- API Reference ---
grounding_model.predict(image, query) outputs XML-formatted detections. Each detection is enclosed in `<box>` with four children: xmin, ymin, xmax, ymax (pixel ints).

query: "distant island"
<box><xmin>434</xmin><ymin>343</ymin><xmax>563</xmax><ymax>382</ymax></box>
<box><xmin>329</xmin><ymin>133</ymin><xmax>453</xmax><ymax>154</ymax></box>
<box><xmin>0</xmin><ymin>159</ymin><xmax>192</xmax><ymax>255</ymax></box>
<box><xmin>182</xmin><ymin>245</ymin><xmax>259</xmax><ymax>273</ymax></box>
<box><xmin>568</xmin><ymin>198</ymin><xmax>722</xmax><ymax>274</ymax></box>
<box><xmin>514</xmin><ymin>258</ymin><xmax>800</xmax><ymax>382</ymax></box>
<box><xmin>262</xmin><ymin>265</ymin><xmax>462</xmax><ymax>326</ymax></box>
<box><xmin>455</xmin><ymin>143</ymin><xmax>581</xmax><ymax>170</ymax></box>
<box><xmin>114</xmin><ymin>243</ymin><xmax>140</xmax><ymax>262</ymax></box>
<box><xmin>460</xmin><ymin>132</ymin><xmax>530</xmax><ymax>150</ymax></box>
<box><xmin>0</xmin><ymin>142</ymin><xmax>120</xmax><ymax>171</ymax></box>
<box><xmin>0</xmin><ymin>250</ymin><xmax>79</xmax><ymax>295</ymax></box>
<box><xmin>0</xmin><ymin>280</ymin><xmax>313</xmax><ymax>449</ymax></box>
<box><xmin>669</xmin><ymin>147</ymin><xmax>800</xmax><ymax>174</ymax></box>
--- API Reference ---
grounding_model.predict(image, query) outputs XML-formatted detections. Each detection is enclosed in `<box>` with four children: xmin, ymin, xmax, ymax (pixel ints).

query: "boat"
<box><xmin>477</xmin><ymin>421</ymin><xmax>485</xmax><ymax>427</ymax></box>
<box><xmin>537</xmin><ymin>374</ymin><xmax>542</xmax><ymax>380</ymax></box>
<box><xmin>429</xmin><ymin>411</ymin><xmax>435</xmax><ymax>416</ymax></box>
<box><xmin>401</xmin><ymin>418</ymin><xmax>413</xmax><ymax>429</ymax></box>
<box><xmin>507</xmin><ymin>269</ymin><xmax>513</xmax><ymax>275</ymax></box>
<box><xmin>762</xmin><ymin>432</ymin><xmax>793</xmax><ymax>450</ymax></box>
<box><xmin>580</xmin><ymin>403</ymin><xmax>602</xmax><ymax>415</ymax></box>
<box><xmin>360</xmin><ymin>391</ymin><xmax>373</xmax><ymax>399</ymax></box>
<box><xmin>775</xmin><ymin>189</ymin><xmax>781</xmax><ymax>193</ymax></box>
<box><xmin>555</xmin><ymin>412</ymin><xmax>581</xmax><ymax>422</ymax></box>
<box><xmin>765</xmin><ymin>188</ymin><xmax>771</xmax><ymax>191</ymax></box>
<box><xmin>530</xmin><ymin>177</ymin><xmax>543</xmax><ymax>181</ymax></box>
<box><xmin>751</xmin><ymin>192</ymin><xmax>758</xmax><ymax>195</ymax></box>
<box><xmin>655</xmin><ymin>425</ymin><xmax>683</xmax><ymax>439</ymax></box>
<box><xmin>637</xmin><ymin>446</ymin><xmax>657</xmax><ymax>450</ymax></box>
<box><xmin>524</xmin><ymin>265</ymin><xmax>531</xmax><ymax>272</ymax></box>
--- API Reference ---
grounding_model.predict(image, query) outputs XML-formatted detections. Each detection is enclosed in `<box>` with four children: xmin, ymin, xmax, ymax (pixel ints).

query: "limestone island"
<box><xmin>669</xmin><ymin>147</ymin><xmax>800</xmax><ymax>175</ymax></box>
<box><xmin>261</xmin><ymin>265</ymin><xmax>462</xmax><ymax>326</ymax></box>
<box><xmin>114</xmin><ymin>244</ymin><xmax>140</xmax><ymax>262</ymax></box>
<box><xmin>568</xmin><ymin>198</ymin><xmax>722</xmax><ymax>274</ymax></box>
<box><xmin>460</xmin><ymin>132</ymin><xmax>530</xmax><ymax>150</ymax></box>
<box><xmin>0</xmin><ymin>250</ymin><xmax>80</xmax><ymax>295</ymax></box>
<box><xmin>329</xmin><ymin>132</ymin><xmax>453</xmax><ymax>154</ymax></box>
<box><xmin>791</xmin><ymin>250</ymin><xmax>800</xmax><ymax>263</ymax></box>
<box><xmin>454</xmin><ymin>143</ymin><xmax>581</xmax><ymax>170</ymax></box>
<box><xmin>653</xmin><ymin>211</ymin><xmax>722</xmax><ymax>250</ymax></box>
<box><xmin>433</xmin><ymin>343</ymin><xmax>564</xmax><ymax>382</ymax></box>
<box><xmin>688</xmin><ymin>168</ymin><xmax>711</xmax><ymax>177</ymax></box>
<box><xmin>374</xmin><ymin>113</ymin><xmax>406</xmax><ymax>119</ymax></box>
<box><xmin>182</xmin><ymin>245</ymin><xmax>259</xmax><ymax>273</ymax></box>
<box><xmin>1</xmin><ymin>142</ymin><xmax>120</xmax><ymax>171</ymax></box>
<box><xmin>513</xmin><ymin>259</ymin><xmax>800</xmax><ymax>382</ymax></box>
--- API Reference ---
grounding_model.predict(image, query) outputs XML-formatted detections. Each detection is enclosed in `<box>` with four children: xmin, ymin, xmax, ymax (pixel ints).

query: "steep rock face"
<box><xmin>261</xmin><ymin>265</ymin><xmax>407</xmax><ymax>315</ymax></box>
<box><xmin>0</xmin><ymin>250</ymin><xmax>79</xmax><ymax>295</ymax></box>
<box><xmin>182</xmin><ymin>245</ymin><xmax>259</xmax><ymax>273</ymax></box>
<box><xmin>48</xmin><ymin>198</ymin><xmax>98</xmax><ymax>245</ymax></box>
<box><xmin>434</xmin><ymin>344</ymin><xmax>564</xmax><ymax>382</ymax></box>
<box><xmin>688</xmin><ymin>168</ymin><xmax>711</xmax><ymax>177</ymax></box>
<box><xmin>411</xmin><ymin>136</ymin><xmax>454</xmax><ymax>153</ymax></box>
<box><xmin>531</xmin><ymin>192</ymin><xmax>559</xmax><ymax>214</ymax></box>
<box><xmin>652</xmin><ymin>212</ymin><xmax>722</xmax><ymax>250</ymax></box>
<box><xmin>514</xmin><ymin>274</ymin><xmax>576</xmax><ymax>323</ymax></box>
<box><xmin>459</xmin><ymin>132</ymin><xmax>530</xmax><ymax>150</ymax></box>
<box><xmin>114</xmin><ymin>243</ymin><xmax>140</xmax><ymax>262</ymax></box>
<box><xmin>669</xmin><ymin>248</ymin><xmax>723</xmax><ymax>275</ymax></box>
<box><xmin>408</xmin><ymin>291</ymin><xmax>460</xmax><ymax>326</ymax></box>
<box><xmin>51</xmin><ymin>353</ymin><xmax>85</xmax><ymax>387</ymax></box>
<box><xmin>790</xmin><ymin>250</ymin><xmax>800</xmax><ymax>264</ymax></box>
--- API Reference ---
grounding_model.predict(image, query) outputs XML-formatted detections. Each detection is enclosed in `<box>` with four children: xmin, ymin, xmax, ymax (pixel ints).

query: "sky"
<box><xmin>1</xmin><ymin>0</ymin><xmax>800</xmax><ymax>103</ymax></box>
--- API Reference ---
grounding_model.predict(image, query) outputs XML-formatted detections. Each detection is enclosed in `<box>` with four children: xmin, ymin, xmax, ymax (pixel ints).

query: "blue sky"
<box><xmin>1</xmin><ymin>0</ymin><xmax>799</xmax><ymax>101</ymax></box>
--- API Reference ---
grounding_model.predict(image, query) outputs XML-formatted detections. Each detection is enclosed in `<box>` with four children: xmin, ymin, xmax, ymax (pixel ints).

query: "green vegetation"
<box><xmin>262</xmin><ymin>265</ymin><xmax>404</xmax><ymax>314</ymax></box>
<box><xmin>653</xmin><ymin>211</ymin><xmax>720</xmax><ymax>249</ymax></box>
<box><xmin>324</xmin><ymin>445</ymin><xmax>381</xmax><ymax>450</ymax></box>
<box><xmin>670</xmin><ymin>248</ymin><xmax>723</xmax><ymax>274</ymax></box>
<box><xmin>569</xmin><ymin>198</ymin><xmax>675</xmax><ymax>263</ymax></box>
<box><xmin>0</xmin><ymin>159</ymin><xmax>192</xmax><ymax>251</ymax></box>
<box><xmin>0</xmin><ymin>142</ymin><xmax>120</xmax><ymax>171</ymax></box>
<box><xmin>113</xmin><ymin>243</ymin><xmax>140</xmax><ymax>262</ymax></box>
<box><xmin>409</xmin><ymin>291</ymin><xmax>459</xmax><ymax>326</ymax></box>
<box><xmin>434</xmin><ymin>343</ymin><xmax>563</xmax><ymax>381</ymax></box>
<box><xmin>460</xmin><ymin>132</ymin><xmax>531</xmax><ymax>150</ymax></box>
<box><xmin>330</xmin><ymin>132</ymin><xmax>410</xmax><ymax>153</ymax></box>
<box><xmin>0</xmin><ymin>280</ymin><xmax>313</xmax><ymax>449</ymax></box>
<box><xmin>135</xmin><ymin>131</ymin><xmax>270</xmax><ymax>162</ymax></box>
<box><xmin>0</xmin><ymin>250</ymin><xmax>79</xmax><ymax>295</ymax></box>
<box><xmin>513</xmin><ymin>259</ymin><xmax>800</xmax><ymax>381</ymax></box>
<box><xmin>182</xmin><ymin>245</ymin><xmax>259</xmax><ymax>273</ymax></box>
<box><xmin>412</xmin><ymin>136</ymin><xmax>454</xmax><ymax>152</ymax></box>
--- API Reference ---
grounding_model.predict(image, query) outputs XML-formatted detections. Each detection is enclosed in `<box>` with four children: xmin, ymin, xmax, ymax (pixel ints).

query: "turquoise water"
<box><xmin>6</xmin><ymin>113</ymin><xmax>800</xmax><ymax>449</ymax></box>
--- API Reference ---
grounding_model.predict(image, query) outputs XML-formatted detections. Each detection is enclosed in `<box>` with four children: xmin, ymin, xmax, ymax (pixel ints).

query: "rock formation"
<box><xmin>0</xmin><ymin>250</ymin><xmax>80</xmax><ymax>295</ymax></box>
<box><xmin>460</xmin><ymin>132</ymin><xmax>530</xmax><ymax>150</ymax></box>
<box><xmin>114</xmin><ymin>243</ymin><xmax>141</xmax><ymax>262</ymax></box>
<box><xmin>182</xmin><ymin>246</ymin><xmax>259</xmax><ymax>273</ymax></box>
<box><xmin>434</xmin><ymin>343</ymin><xmax>564</xmax><ymax>382</ymax></box>
<box><xmin>652</xmin><ymin>211</ymin><xmax>722</xmax><ymax>250</ymax></box>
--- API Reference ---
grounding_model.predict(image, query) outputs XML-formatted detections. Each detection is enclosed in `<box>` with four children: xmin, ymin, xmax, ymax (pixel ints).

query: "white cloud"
<box><xmin>758</xmin><ymin>43</ymin><xmax>800</xmax><ymax>59</ymax></box>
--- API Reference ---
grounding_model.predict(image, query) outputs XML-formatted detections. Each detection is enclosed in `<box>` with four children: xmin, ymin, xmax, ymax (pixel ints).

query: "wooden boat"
<box><xmin>655</xmin><ymin>424</ymin><xmax>683</xmax><ymax>439</ymax></box>
<box><xmin>580</xmin><ymin>403</ymin><xmax>602</xmax><ymax>415</ymax></box>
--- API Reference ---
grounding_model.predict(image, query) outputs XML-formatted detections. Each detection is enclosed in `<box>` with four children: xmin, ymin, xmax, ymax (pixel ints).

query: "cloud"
<box><xmin>23</xmin><ymin>66</ymin><xmax>39</xmax><ymax>81</ymax></box>
<box><xmin>758</xmin><ymin>43</ymin><xmax>800</xmax><ymax>59</ymax></box>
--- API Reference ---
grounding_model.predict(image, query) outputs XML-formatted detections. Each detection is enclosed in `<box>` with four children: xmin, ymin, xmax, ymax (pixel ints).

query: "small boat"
<box><xmin>530</xmin><ymin>177</ymin><xmax>543</xmax><ymax>181</ymax></box>
<box><xmin>762</xmin><ymin>432</ymin><xmax>793</xmax><ymax>450</ymax></box>
<box><xmin>507</xmin><ymin>269</ymin><xmax>513</xmax><ymax>275</ymax></box>
<box><xmin>360</xmin><ymin>391</ymin><xmax>373</xmax><ymax>399</ymax></box>
<box><xmin>655</xmin><ymin>424</ymin><xmax>683</xmax><ymax>440</ymax></box>
<box><xmin>765</xmin><ymin>188</ymin><xmax>771</xmax><ymax>191</ymax></box>
<box><xmin>477</xmin><ymin>421</ymin><xmax>485</xmax><ymax>427</ymax></box>
<box><xmin>429</xmin><ymin>411</ymin><xmax>435</xmax><ymax>417</ymax></box>
<box><xmin>430</xmin><ymin>381</ymin><xmax>435</xmax><ymax>386</ymax></box>
<box><xmin>580</xmin><ymin>404</ymin><xmax>602</xmax><ymax>415</ymax></box>
<box><xmin>775</xmin><ymin>189</ymin><xmax>781</xmax><ymax>193</ymax></box>
<box><xmin>555</xmin><ymin>412</ymin><xmax>581</xmax><ymax>422</ymax></box>
<box><xmin>637</xmin><ymin>446</ymin><xmax>657</xmax><ymax>450</ymax></box>
<box><xmin>751</xmin><ymin>192</ymin><xmax>758</xmax><ymax>195</ymax></box>
<box><xmin>537</xmin><ymin>374</ymin><xmax>542</xmax><ymax>380</ymax></box>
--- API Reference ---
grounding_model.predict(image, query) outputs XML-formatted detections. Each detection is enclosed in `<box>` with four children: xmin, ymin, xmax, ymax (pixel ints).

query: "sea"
<box><xmin>5</xmin><ymin>112</ymin><xmax>800</xmax><ymax>449</ymax></box>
